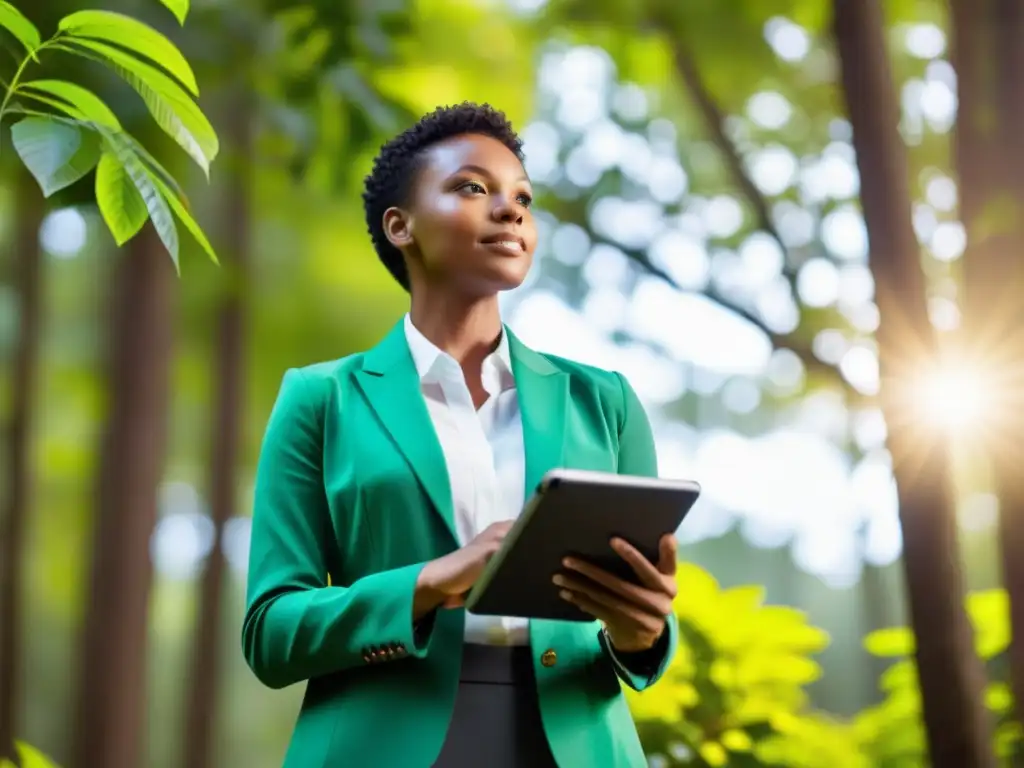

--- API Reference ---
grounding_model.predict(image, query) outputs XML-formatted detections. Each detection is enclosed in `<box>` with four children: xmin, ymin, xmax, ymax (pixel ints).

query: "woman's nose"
<box><xmin>491</xmin><ymin>198</ymin><xmax>523</xmax><ymax>224</ymax></box>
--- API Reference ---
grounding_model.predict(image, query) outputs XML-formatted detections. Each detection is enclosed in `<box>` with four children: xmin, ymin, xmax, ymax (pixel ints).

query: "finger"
<box><xmin>558</xmin><ymin>587</ymin><xmax>619</xmax><ymax>626</ymax></box>
<box><xmin>558</xmin><ymin>588</ymin><xmax>661</xmax><ymax>635</ymax></box>
<box><xmin>486</xmin><ymin>520</ymin><xmax>514</xmax><ymax>538</ymax></box>
<box><xmin>555</xmin><ymin>576</ymin><xmax>670</xmax><ymax>623</ymax></box>
<box><xmin>657</xmin><ymin>534</ymin><xmax>678</xmax><ymax>576</ymax></box>
<box><xmin>559</xmin><ymin>560</ymin><xmax>670</xmax><ymax>615</ymax></box>
<box><xmin>610</xmin><ymin>538</ymin><xmax>669</xmax><ymax>591</ymax></box>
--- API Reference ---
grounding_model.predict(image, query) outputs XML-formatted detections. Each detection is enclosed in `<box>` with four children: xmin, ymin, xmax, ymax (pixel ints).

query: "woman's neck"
<box><xmin>408</xmin><ymin>291</ymin><xmax>504</xmax><ymax>367</ymax></box>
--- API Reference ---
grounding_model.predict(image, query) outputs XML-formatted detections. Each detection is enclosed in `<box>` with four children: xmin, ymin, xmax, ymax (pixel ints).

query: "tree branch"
<box><xmin>631</xmin><ymin>18</ymin><xmax>871</xmax><ymax>400</ymax></box>
<box><xmin>598</xmin><ymin>234</ymin><xmax>865</xmax><ymax>400</ymax></box>
<box><xmin>658</xmin><ymin>20</ymin><xmax>796</xmax><ymax>279</ymax></box>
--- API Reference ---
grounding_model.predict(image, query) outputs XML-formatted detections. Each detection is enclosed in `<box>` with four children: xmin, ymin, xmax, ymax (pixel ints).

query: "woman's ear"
<box><xmin>382</xmin><ymin>207</ymin><xmax>414</xmax><ymax>249</ymax></box>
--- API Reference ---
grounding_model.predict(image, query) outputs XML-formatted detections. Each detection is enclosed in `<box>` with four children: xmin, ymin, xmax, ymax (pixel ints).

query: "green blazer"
<box><xmin>242</xmin><ymin>319</ymin><xmax>677</xmax><ymax>768</ymax></box>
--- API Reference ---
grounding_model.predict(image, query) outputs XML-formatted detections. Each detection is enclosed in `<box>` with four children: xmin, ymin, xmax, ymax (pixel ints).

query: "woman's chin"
<box><xmin>461</xmin><ymin>263</ymin><xmax>532</xmax><ymax>295</ymax></box>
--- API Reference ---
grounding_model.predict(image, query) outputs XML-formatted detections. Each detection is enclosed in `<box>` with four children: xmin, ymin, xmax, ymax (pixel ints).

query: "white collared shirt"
<box><xmin>403</xmin><ymin>314</ymin><xmax>528</xmax><ymax>645</ymax></box>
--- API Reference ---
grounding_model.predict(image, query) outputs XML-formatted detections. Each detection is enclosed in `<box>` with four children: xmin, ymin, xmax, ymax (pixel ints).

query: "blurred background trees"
<box><xmin>2</xmin><ymin>0</ymin><xmax>1022</xmax><ymax>766</ymax></box>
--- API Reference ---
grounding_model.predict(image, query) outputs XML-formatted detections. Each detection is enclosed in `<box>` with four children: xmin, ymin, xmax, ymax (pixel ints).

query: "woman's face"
<box><xmin>385</xmin><ymin>133</ymin><xmax>537</xmax><ymax>296</ymax></box>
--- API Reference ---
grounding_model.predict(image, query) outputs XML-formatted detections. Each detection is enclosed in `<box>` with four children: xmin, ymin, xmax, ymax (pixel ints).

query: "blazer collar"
<box><xmin>402</xmin><ymin>314</ymin><xmax>515</xmax><ymax>393</ymax></box>
<box><xmin>361</xmin><ymin>317</ymin><xmax>560</xmax><ymax>379</ymax></box>
<box><xmin>356</xmin><ymin>318</ymin><xmax>567</xmax><ymax>543</ymax></box>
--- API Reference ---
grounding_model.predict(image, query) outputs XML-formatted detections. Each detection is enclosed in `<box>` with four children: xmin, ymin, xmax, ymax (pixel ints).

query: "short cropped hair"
<box><xmin>362</xmin><ymin>102</ymin><xmax>524</xmax><ymax>290</ymax></box>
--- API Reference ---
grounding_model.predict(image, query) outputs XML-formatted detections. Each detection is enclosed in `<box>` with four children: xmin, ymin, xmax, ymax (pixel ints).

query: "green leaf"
<box><xmin>16</xmin><ymin>740</ymin><xmax>61</xmax><ymax>768</ymax></box>
<box><xmin>13</xmin><ymin>91</ymin><xmax>88</xmax><ymax>121</ymax></box>
<box><xmin>985</xmin><ymin>682</ymin><xmax>1013</xmax><ymax>714</ymax></box>
<box><xmin>159</xmin><ymin>0</ymin><xmax>189</xmax><ymax>25</ymax></box>
<box><xmin>148</xmin><ymin>169</ymin><xmax>219</xmax><ymax>264</ymax></box>
<box><xmin>994</xmin><ymin>719</ymin><xmax>1024</xmax><ymax>757</ymax></box>
<box><xmin>127</xmin><ymin>134</ymin><xmax>189</xmax><ymax>205</ymax></box>
<box><xmin>95</xmin><ymin>151</ymin><xmax>148</xmax><ymax>245</ymax></box>
<box><xmin>966</xmin><ymin>588</ymin><xmax>1010</xmax><ymax>659</ymax></box>
<box><xmin>879</xmin><ymin>659</ymin><xmax>916</xmax><ymax>692</ymax></box>
<box><xmin>10</xmin><ymin>116</ymin><xmax>101</xmax><ymax>197</ymax></box>
<box><xmin>735</xmin><ymin>652</ymin><xmax>822</xmax><ymax>686</ymax></box>
<box><xmin>57</xmin><ymin>10</ymin><xmax>199</xmax><ymax>96</ymax></box>
<box><xmin>20</xmin><ymin>80</ymin><xmax>121</xmax><ymax>128</ymax></box>
<box><xmin>863</xmin><ymin>627</ymin><xmax>915</xmax><ymax>657</ymax></box>
<box><xmin>0</xmin><ymin>0</ymin><xmax>40</xmax><ymax>54</ymax></box>
<box><xmin>100</xmin><ymin>128</ymin><xmax>179</xmax><ymax>269</ymax></box>
<box><xmin>63</xmin><ymin>38</ymin><xmax>218</xmax><ymax>175</ymax></box>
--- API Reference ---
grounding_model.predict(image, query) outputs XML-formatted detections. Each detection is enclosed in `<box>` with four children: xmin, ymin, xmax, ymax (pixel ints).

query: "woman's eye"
<box><xmin>517</xmin><ymin>193</ymin><xmax>533</xmax><ymax>207</ymax></box>
<box><xmin>461</xmin><ymin>181</ymin><xmax>486</xmax><ymax>194</ymax></box>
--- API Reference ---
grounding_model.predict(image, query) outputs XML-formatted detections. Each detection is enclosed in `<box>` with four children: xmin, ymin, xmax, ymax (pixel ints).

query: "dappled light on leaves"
<box><xmin>626</xmin><ymin>563</ymin><xmax>858</xmax><ymax>767</ymax></box>
<box><xmin>857</xmin><ymin>590</ymin><xmax>1019</xmax><ymax>765</ymax></box>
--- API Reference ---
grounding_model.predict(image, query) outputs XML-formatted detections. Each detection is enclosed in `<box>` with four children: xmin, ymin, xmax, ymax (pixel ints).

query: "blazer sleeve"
<box><xmin>600</xmin><ymin>372</ymin><xmax>679</xmax><ymax>692</ymax></box>
<box><xmin>241</xmin><ymin>368</ymin><xmax>436</xmax><ymax>690</ymax></box>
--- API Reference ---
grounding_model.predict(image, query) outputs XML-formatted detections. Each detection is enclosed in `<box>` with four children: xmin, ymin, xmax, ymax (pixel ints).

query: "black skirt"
<box><xmin>432</xmin><ymin>644</ymin><xmax>560</xmax><ymax>768</ymax></box>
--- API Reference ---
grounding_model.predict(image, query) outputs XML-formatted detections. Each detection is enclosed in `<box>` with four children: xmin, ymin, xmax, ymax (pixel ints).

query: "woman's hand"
<box><xmin>553</xmin><ymin>534</ymin><xmax>678</xmax><ymax>653</ymax></box>
<box><xmin>416</xmin><ymin>521</ymin><xmax>514</xmax><ymax>610</ymax></box>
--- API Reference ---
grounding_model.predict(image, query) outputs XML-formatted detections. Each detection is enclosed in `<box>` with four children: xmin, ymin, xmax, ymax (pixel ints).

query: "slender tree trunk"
<box><xmin>951</xmin><ymin>0</ymin><xmax>1024</xmax><ymax>718</ymax></box>
<box><xmin>831</xmin><ymin>1</ymin><xmax>996</xmax><ymax>765</ymax></box>
<box><xmin>70</xmin><ymin>222</ymin><xmax>175</xmax><ymax>768</ymax></box>
<box><xmin>180</xmin><ymin>90</ymin><xmax>252</xmax><ymax>768</ymax></box>
<box><xmin>0</xmin><ymin>171</ymin><xmax>46</xmax><ymax>766</ymax></box>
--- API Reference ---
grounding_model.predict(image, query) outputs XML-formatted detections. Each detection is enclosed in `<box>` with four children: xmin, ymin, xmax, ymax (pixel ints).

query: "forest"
<box><xmin>1</xmin><ymin>0</ymin><xmax>1022</xmax><ymax>766</ymax></box>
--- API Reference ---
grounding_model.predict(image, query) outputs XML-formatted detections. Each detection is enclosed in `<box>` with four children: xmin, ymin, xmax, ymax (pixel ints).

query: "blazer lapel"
<box><xmin>508</xmin><ymin>328</ymin><xmax>569</xmax><ymax>498</ymax></box>
<box><xmin>354</xmin><ymin>321</ymin><xmax>457</xmax><ymax>543</ymax></box>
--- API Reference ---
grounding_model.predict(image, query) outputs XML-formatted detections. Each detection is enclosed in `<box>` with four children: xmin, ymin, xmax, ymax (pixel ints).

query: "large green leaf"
<box><xmin>63</xmin><ymin>38</ymin><xmax>218</xmax><ymax>175</ymax></box>
<box><xmin>159</xmin><ymin>0</ymin><xmax>189</xmax><ymax>25</ymax></box>
<box><xmin>0</xmin><ymin>0</ymin><xmax>40</xmax><ymax>54</ymax></box>
<box><xmin>148</xmin><ymin>169</ymin><xmax>218</xmax><ymax>264</ymax></box>
<box><xmin>57</xmin><ymin>10</ymin><xmax>199</xmax><ymax>96</ymax></box>
<box><xmin>10</xmin><ymin>116</ymin><xmax>101</xmax><ymax>197</ymax></box>
<box><xmin>20</xmin><ymin>80</ymin><xmax>121</xmax><ymax>128</ymax></box>
<box><xmin>100</xmin><ymin>128</ymin><xmax>179</xmax><ymax>268</ymax></box>
<box><xmin>95</xmin><ymin>150</ymin><xmax>148</xmax><ymax>245</ymax></box>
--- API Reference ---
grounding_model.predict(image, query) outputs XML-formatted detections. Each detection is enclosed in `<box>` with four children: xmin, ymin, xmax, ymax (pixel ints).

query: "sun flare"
<box><xmin>913</xmin><ymin>364</ymin><xmax>988</xmax><ymax>432</ymax></box>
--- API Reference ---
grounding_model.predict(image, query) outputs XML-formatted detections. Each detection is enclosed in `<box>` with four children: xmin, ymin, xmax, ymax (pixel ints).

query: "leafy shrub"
<box><xmin>856</xmin><ymin>588</ymin><xmax>1021</xmax><ymax>767</ymax></box>
<box><xmin>627</xmin><ymin>563</ymin><xmax>867</xmax><ymax>767</ymax></box>
<box><xmin>631</xmin><ymin>574</ymin><xmax>1022</xmax><ymax>767</ymax></box>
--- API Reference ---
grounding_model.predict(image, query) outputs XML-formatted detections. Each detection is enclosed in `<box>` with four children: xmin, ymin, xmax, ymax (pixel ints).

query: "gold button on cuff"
<box><xmin>540</xmin><ymin>649</ymin><xmax>557</xmax><ymax>667</ymax></box>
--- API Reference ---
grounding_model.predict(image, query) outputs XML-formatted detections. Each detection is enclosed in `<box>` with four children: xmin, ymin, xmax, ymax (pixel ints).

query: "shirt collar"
<box><xmin>403</xmin><ymin>313</ymin><xmax>514</xmax><ymax>392</ymax></box>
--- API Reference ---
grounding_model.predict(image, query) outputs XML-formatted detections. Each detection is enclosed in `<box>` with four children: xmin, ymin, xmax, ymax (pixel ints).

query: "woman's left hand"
<box><xmin>553</xmin><ymin>534</ymin><xmax>678</xmax><ymax>653</ymax></box>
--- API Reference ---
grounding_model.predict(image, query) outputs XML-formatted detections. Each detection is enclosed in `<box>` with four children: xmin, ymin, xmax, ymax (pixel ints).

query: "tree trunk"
<box><xmin>831</xmin><ymin>1</ymin><xmax>996</xmax><ymax>765</ymax></box>
<box><xmin>0</xmin><ymin>171</ymin><xmax>46</xmax><ymax>766</ymax></box>
<box><xmin>950</xmin><ymin>0</ymin><xmax>1024</xmax><ymax>718</ymax></box>
<box><xmin>180</xmin><ymin>91</ymin><xmax>252</xmax><ymax>768</ymax></box>
<box><xmin>70</xmin><ymin>222</ymin><xmax>175</xmax><ymax>768</ymax></box>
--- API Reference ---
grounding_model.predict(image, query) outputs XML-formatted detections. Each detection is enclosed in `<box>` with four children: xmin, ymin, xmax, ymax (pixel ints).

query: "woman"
<box><xmin>242</xmin><ymin>102</ymin><xmax>680</xmax><ymax>768</ymax></box>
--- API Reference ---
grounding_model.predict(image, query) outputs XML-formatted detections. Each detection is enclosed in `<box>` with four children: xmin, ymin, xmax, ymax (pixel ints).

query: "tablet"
<box><xmin>464</xmin><ymin>468</ymin><xmax>701</xmax><ymax>622</ymax></box>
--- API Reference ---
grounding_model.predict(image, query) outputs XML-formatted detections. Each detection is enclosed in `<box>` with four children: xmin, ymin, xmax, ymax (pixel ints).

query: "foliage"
<box><xmin>627</xmin><ymin>563</ymin><xmax>868</xmax><ymax>767</ymax></box>
<box><xmin>0</xmin><ymin>741</ymin><xmax>60</xmax><ymax>768</ymax></box>
<box><xmin>0</xmin><ymin>0</ymin><xmax>218</xmax><ymax>269</ymax></box>
<box><xmin>630</xmin><ymin>577</ymin><xmax>1023</xmax><ymax>768</ymax></box>
<box><xmin>856</xmin><ymin>589</ymin><xmax>1022</xmax><ymax>767</ymax></box>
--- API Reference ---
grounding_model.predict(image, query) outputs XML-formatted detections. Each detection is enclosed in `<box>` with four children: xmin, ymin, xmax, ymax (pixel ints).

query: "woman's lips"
<box><xmin>480</xmin><ymin>239</ymin><xmax>525</xmax><ymax>256</ymax></box>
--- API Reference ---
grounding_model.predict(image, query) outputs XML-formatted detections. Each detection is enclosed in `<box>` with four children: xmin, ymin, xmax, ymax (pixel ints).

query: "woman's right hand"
<box><xmin>416</xmin><ymin>521</ymin><xmax>514</xmax><ymax>610</ymax></box>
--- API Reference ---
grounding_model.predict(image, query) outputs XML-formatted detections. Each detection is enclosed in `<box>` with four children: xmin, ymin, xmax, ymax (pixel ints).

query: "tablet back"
<box><xmin>465</xmin><ymin>469</ymin><xmax>701</xmax><ymax>622</ymax></box>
